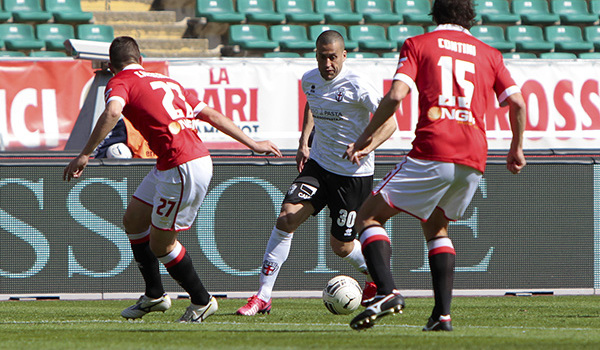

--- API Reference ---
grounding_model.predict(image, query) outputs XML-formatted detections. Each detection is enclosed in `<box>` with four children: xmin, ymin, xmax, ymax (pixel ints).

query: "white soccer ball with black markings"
<box><xmin>322</xmin><ymin>275</ymin><xmax>362</xmax><ymax>315</ymax></box>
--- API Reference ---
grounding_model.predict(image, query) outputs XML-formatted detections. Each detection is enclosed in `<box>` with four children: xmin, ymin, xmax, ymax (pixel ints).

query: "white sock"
<box><xmin>256</xmin><ymin>226</ymin><xmax>293</xmax><ymax>302</ymax></box>
<box><xmin>342</xmin><ymin>239</ymin><xmax>370</xmax><ymax>278</ymax></box>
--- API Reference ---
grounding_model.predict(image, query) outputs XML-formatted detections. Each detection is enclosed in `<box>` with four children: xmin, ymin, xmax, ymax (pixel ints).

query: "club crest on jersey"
<box><xmin>335</xmin><ymin>88</ymin><xmax>346</xmax><ymax>102</ymax></box>
<box><xmin>262</xmin><ymin>260</ymin><xmax>279</xmax><ymax>276</ymax></box>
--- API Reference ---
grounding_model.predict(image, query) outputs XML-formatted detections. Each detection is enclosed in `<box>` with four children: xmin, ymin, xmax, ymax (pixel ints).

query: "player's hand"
<box><xmin>252</xmin><ymin>140</ymin><xmax>282</xmax><ymax>157</ymax></box>
<box><xmin>63</xmin><ymin>154</ymin><xmax>90</xmax><ymax>182</ymax></box>
<box><xmin>506</xmin><ymin>148</ymin><xmax>526</xmax><ymax>174</ymax></box>
<box><xmin>343</xmin><ymin>143</ymin><xmax>367</xmax><ymax>166</ymax></box>
<box><xmin>296</xmin><ymin>145</ymin><xmax>310</xmax><ymax>172</ymax></box>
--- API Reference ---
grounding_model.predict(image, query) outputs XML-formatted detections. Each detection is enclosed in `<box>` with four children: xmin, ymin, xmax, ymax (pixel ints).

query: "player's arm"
<box><xmin>197</xmin><ymin>106</ymin><xmax>282</xmax><ymax>157</ymax></box>
<box><xmin>344</xmin><ymin>80</ymin><xmax>409</xmax><ymax>165</ymax></box>
<box><xmin>505</xmin><ymin>92</ymin><xmax>526</xmax><ymax>174</ymax></box>
<box><xmin>296</xmin><ymin>102</ymin><xmax>313</xmax><ymax>172</ymax></box>
<box><xmin>63</xmin><ymin>100</ymin><xmax>123</xmax><ymax>181</ymax></box>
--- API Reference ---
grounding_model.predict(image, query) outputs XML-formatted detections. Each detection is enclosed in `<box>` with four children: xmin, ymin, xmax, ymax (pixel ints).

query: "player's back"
<box><xmin>107</xmin><ymin>67</ymin><xmax>210</xmax><ymax>170</ymax></box>
<box><xmin>398</xmin><ymin>25</ymin><xmax>517</xmax><ymax>173</ymax></box>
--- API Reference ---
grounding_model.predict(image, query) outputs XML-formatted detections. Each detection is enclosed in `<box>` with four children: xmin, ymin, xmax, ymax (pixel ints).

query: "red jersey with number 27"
<box><xmin>105</xmin><ymin>65</ymin><xmax>210</xmax><ymax>170</ymax></box>
<box><xmin>394</xmin><ymin>25</ymin><xmax>520</xmax><ymax>173</ymax></box>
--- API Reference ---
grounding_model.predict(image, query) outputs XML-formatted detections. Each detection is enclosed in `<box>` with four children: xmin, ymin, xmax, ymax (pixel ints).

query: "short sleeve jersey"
<box><xmin>105</xmin><ymin>65</ymin><xmax>210</xmax><ymax>170</ymax></box>
<box><xmin>394</xmin><ymin>24</ymin><xmax>520</xmax><ymax>173</ymax></box>
<box><xmin>302</xmin><ymin>65</ymin><xmax>381</xmax><ymax>177</ymax></box>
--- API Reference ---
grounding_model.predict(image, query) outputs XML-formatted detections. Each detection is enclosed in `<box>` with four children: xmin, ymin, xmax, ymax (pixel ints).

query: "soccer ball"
<box><xmin>106</xmin><ymin>142</ymin><xmax>132</xmax><ymax>159</ymax></box>
<box><xmin>322</xmin><ymin>275</ymin><xmax>362</xmax><ymax>315</ymax></box>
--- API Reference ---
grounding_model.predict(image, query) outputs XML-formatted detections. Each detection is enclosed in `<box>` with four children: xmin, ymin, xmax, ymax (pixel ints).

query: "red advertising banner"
<box><xmin>0</xmin><ymin>60</ymin><xmax>167</xmax><ymax>152</ymax></box>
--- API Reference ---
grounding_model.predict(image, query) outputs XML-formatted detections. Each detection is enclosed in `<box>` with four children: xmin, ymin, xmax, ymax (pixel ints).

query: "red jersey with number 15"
<box><xmin>394</xmin><ymin>24</ymin><xmax>520</xmax><ymax>173</ymax></box>
<box><xmin>105</xmin><ymin>65</ymin><xmax>210</xmax><ymax>170</ymax></box>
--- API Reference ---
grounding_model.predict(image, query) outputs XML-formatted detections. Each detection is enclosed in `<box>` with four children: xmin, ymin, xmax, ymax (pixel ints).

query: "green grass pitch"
<box><xmin>0</xmin><ymin>295</ymin><xmax>599</xmax><ymax>349</ymax></box>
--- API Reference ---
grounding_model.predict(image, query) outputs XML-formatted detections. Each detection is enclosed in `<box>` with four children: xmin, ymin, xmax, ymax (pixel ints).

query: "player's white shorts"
<box><xmin>133</xmin><ymin>156</ymin><xmax>213</xmax><ymax>231</ymax></box>
<box><xmin>374</xmin><ymin>156</ymin><xmax>482</xmax><ymax>221</ymax></box>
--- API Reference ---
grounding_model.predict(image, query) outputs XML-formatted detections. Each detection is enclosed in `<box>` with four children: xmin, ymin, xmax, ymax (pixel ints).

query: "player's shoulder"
<box><xmin>302</xmin><ymin>67</ymin><xmax>321</xmax><ymax>83</ymax></box>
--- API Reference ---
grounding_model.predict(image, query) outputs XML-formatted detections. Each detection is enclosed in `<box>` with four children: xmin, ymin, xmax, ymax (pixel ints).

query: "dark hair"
<box><xmin>316</xmin><ymin>30</ymin><xmax>345</xmax><ymax>47</ymax></box>
<box><xmin>109</xmin><ymin>36</ymin><xmax>141</xmax><ymax>70</ymax></box>
<box><xmin>430</xmin><ymin>0</ymin><xmax>476</xmax><ymax>29</ymax></box>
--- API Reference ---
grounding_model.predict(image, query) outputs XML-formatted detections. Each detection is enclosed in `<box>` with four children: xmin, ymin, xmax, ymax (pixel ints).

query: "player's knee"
<box><xmin>275</xmin><ymin>212</ymin><xmax>300</xmax><ymax>232</ymax></box>
<box><xmin>330</xmin><ymin>238</ymin><xmax>353</xmax><ymax>257</ymax></box>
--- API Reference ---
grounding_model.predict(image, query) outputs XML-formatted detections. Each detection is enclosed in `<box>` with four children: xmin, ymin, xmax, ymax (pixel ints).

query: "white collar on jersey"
<box><xmin>433</xmin><ymin>24</ymin><xmax>472</xmax><ymax>36</ymax></box>
<box><xmin>321</xmin><ymin>64</ymin><xmax>349</xmax><ymax>84</ymax></box>
<box><xmin>122</xmin><ymin>63</ymin><xmax>144</xmax><ymax>71</ymax></box>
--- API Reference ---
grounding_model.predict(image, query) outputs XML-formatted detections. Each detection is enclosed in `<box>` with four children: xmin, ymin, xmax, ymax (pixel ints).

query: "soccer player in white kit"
<box><xmin>236</xmin><ymin>30</ymin><xmax>397</xmax><ymax>316</ymax></box>
<box><xmin>344</xmin><ymin>0</ymin><xmax>527</xmax><ymax>331</ymax></box>
<box><xmin>64</xmin><ymin>36</ymin><xmax>281</xmax><ymax>322</ymax></box>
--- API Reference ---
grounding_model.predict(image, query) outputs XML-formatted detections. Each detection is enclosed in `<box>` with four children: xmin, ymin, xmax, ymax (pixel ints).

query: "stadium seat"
<box><xmin>76</xmin><ymin>24</ymin><xmax>114</xmax><ymax>42</ymax></box>
<box><xmin>578</xmin><ymin>52</ymin><xmax>600</xmax><ymax>59</ymax></box>
<box><xmin>506</xmin><ymin>25</ymin><xmax>554</xmax><ymax>51</ymax></box>
<box><xmin>264</xmin><ymin>51</ymin><xmax>302</xmax><ymax>57</ymax></box>
<box><xmin>44</xmin><ymin>0</ymin><xmax>93</xmax><ymax>23</ymax></box>
<box><xmin>228</xmin><ymin>24</ymin><xmax>279</xmax><ymax>50</ymax></box>
<box><xmin>270</xmin><ymin>25</ymin><xmax>314</xmax><ymax>50</ymax></box>
<box><xmin>195</xmin><ymin>0</ymin><xmax>246</xmax><ymax>23</ymax></box>
<box><xmin>355</xmin><ymin>0</ymin><xmax>403</xmax><ymax>24</ymax></box>
<box><xmin>474</xmin><ymin>0</ymin><xmax>521</xmax><ymax>24</ymax></box>
<box><xmin>346</xmin><ymin>51</ymin><xmax>379</xmax><ymax>58</ymax></box>
<box><xmin>539</xmin><ymin>52</ymin><xmax>577</xmax><ymax>59</ymax></box>
<box><xmin>388</xmin><ymin>24</ymin><xmax>424</xmax><ymax>48</ymax></box>
<box><xmin>276</xmin><ymin>0</ymin><xmax>324</xmax><ymax>23</ymax></box>
<box><xmin>550</xmin><ymin>0</ymin><xmax>599</xmax><ymax>25</ymax></box>
<box><xmin>591</xmin><ymin>0</ymin><xmax>600</xmax><ymax>16</ymax></box>
<box><xmin>0</xmin><ymin>50</ymin><xmax>26</xmax><ymax>57</ymax></box>
<box><xmin>545</xmin><ymin>25</ymin><xmax>593</xmax><ymax>52</ymax></box>
<box><xmin>308</xmin><ymin>24</ymin><xmax>358</xmax><ymax>50</ymax></box>
<box><xmin>303</xmin><ymin>51</ymin><xmax>316</xmax><ymax>57</ymax></box>
<box><xmin>394</xmin><ymin>0</ymin><xmax>433</xmax><ymax>24</ymax></box>
<box><xmin>511</xmin><ymin>0</ymin><xmax>560</xmax><ymax>25</ymax></box>
<box><xmin>502</xmin><ymin>52</ymin><xmax>537</xmax><ymax>59</ymax></box>
<box><xmin>0</xmin><ymin>10</ymin><xmax>11</xmax><ymax>22</ymax></box>
<box><xmin>3</xmin><ymin>0</ymin><xmax>52</xmax><ymax>22</ymax></box>
<box><xmin>36</xmin><ymin>23</ymin><xmax>75</xmax><ymax>51</ymax></box>
<box><xmin>0</xmin><ymin>23</ymin><xmax>44</xmax><ymax>50</ymax></box>
<box><xmin>470</xmin><ymin>25</ymin><xmax>516</xmax><ymax>52</ymax></box>
<box><xmin>349</xmin><ymin>25</ymin><xmax>395</xmax><ymax>50</ymax></box>
<box><xmin>314</xmin><ymin>0</ymin><xmax>364</xmax><ymax>24</ymax></box>
<box><xmin>237</xmin><ymin>0</ymin><xmax>286</xmax><ymax>23</ymax></box>
<box><xmin>29</xmin><ymin>50</ymin><xmax>68</xmax><ymax>57</ymax></box>
<box><xmin>381</xmin><ymin>51</ymin><xmax>399</xmax><ymax>58</ymax></box>
<box><xmin>584</xmin><ymin>26</ymin><xmax>600</xmax><ymax>51</ymax></box>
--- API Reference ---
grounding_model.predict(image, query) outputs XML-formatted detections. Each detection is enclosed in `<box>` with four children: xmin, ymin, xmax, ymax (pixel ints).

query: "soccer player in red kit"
<box><xmin>344</xmin><ymin>0</ymin><xmax>527</xmax><ymax>331</ymax></box>
<box><xmin>64</xmin><ymin>36</ymin><xmax>281</xmax><ymax>322</ymax></box>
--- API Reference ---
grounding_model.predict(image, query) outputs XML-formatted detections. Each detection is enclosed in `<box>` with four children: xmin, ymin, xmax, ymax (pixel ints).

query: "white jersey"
<box><xmin>302</xmin><ymin>65</ymin><xmax>381</xmax><ymax>177</ymax></box>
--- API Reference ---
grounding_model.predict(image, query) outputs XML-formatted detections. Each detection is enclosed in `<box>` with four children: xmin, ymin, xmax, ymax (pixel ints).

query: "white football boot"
<box><xmin>178</xmin><ymin>296</ymin><xmax>219</xmax><ymax>323</ymax></box>
<box><xmin>121</xmin><ymin>293</ymin><xmax>171</xmax><ymax>319</ymax></box>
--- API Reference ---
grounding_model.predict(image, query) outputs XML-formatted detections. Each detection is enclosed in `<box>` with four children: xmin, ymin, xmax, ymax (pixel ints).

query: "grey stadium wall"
<box><xmin>0</xmin><ymin>152</ymin><xmax>599</xmax><ymax>300</ymax></box>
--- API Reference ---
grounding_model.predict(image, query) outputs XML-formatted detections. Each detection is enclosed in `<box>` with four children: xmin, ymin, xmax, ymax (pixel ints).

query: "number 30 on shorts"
<box><xmin>337</xmin><ymin>209</ymin><xmax>357</xmax><ymax>228</ymax></box>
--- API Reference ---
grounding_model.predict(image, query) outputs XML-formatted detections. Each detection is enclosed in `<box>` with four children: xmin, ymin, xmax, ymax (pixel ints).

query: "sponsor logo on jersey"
<box><xmin>311</xmin><ymin>108</ymin><xmax>344</xmax><ymax>121</ymax></box>
<box><xmin>427</xmin><ymin>106</ymin><xmax>475</xmax><ymax>125</ymax></box>
<box><xmin>261</xmin><ymin>260</ymin><xmax>279</xmax><ymax>276</ymax></box>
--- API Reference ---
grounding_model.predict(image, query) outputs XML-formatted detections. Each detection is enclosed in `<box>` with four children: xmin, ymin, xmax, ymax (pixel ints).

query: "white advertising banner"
<box><xmin>168</xmin><ymin>58</ymin><xmax>600</xmax><ymax>152</ymax></box>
